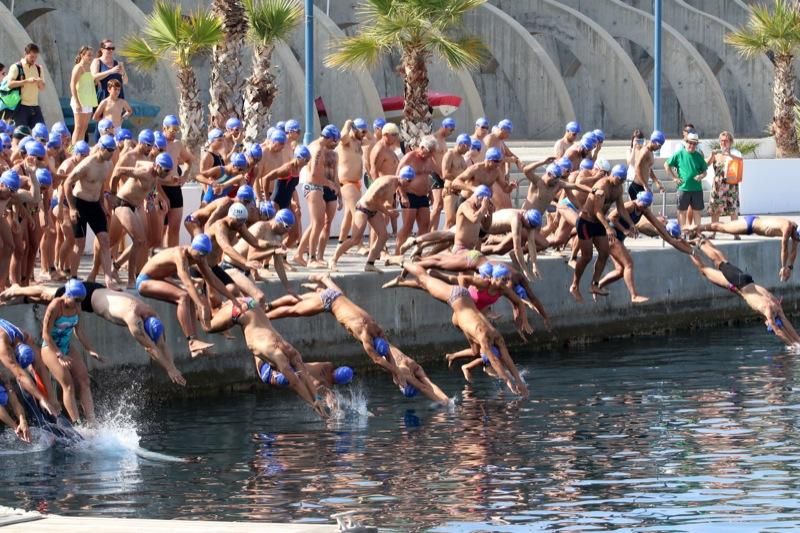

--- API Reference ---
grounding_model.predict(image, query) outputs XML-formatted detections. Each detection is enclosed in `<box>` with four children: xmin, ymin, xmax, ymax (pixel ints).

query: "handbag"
<box><xmin>0</xmin><ymin>79</ymin><xmax>21</xmax><ymax>111</ymax></box>
<box><xmin>725</xmin><ymin>155</ymin><xmax>743</xmax><ymax>185</ymax></box>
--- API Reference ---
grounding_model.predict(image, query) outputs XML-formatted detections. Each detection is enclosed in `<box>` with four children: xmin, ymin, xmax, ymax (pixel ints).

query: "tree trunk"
<box><xmin>177</xmin><ymin>66</ymin><xmax>205</xmax><ymax>160</ymax></box>
<box><xmin>243</xmin><ymin>44</ymin><xmax>278</xmax><ymax>143</ymax></box>
<box><xmin>400</xmin><ymin>48</ymin><xmax>432</xmax><ymax>149</ymax></box>
<box><xmin>208</xmin><ymin>0</ymin><xmax>247</xmax><ymax>125</ymax></box>
<box><xmin>773</xmin><ymin>54</ymin><xmax>799</xmax><ymax>158</ymax></box>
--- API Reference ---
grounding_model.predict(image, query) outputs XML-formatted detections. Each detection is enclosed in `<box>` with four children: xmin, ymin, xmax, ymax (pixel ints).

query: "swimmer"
<box><xmin>0</xmin><ymin>318</ymin><xmax>56</xmax><ymax>419</ymax></box>
<box><xmin>430</xmin><ymin>118</ymin><xmax>456</xmax><ymax>230</ymax></box>
<box><xmin>631</xmin><ymin>130</ymin><xmax>667</xmax><ymax>198</ymax></box>
<box><xmin>441</xmin><ymin>133</ymin><xmax>471</xmax><ymax>228</ymax></box>
<box><xmin>0</xmin><ymin>374</ymin><xmax>30</xmax><ymax>442</ymax></box>
<box><xmin>336</xmin><ymin>119</ymin><xmax>366</xmax><ymax>245</ymax></box>
<box><xmin>450</xmin><ymin>147</ymin><xmax>515</xmax><ymax>200</ymax></box>
<box><xmin>395</xmin><ymin>136</ymin><xmax>438</xmax><ymax>254</ymax></box>
<box><xmin>195</xmin><ymin>152</ymin><xmax>249</xmax><ymax>205</ymax></box>
<box><xmin>554</xmin><ymin>121</ymin><xmax>581</xmax><ymax>158</ymax></box>
<box><xmin>258</xmin><ymin>362</ymin><xmax>355</xmax><ymax>390</ymax></box>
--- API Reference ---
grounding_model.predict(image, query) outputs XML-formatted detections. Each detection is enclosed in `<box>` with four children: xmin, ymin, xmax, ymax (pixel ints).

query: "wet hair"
<box><xmin>74</xmin><ymin>46</ymin><xmax>92</xmax><ymax>64</ymax></box>
<box><xmin>24</xmin><ymin>43</ymin><xmax>39</xmax><ymax>55</ymax></box>
<box><xmin>107</xmin><ymin>79</ymin><xmax>121</xmax><ymax>89</ymax></box>
<box><xmin>630</xmin><ymin>128</ymin><xmax>643</xmax><ymax>149</ymax></box>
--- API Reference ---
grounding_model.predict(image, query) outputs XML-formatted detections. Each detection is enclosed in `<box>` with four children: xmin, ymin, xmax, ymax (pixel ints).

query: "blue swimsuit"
<box><xmin>43</xmin><ymin>314</ymin><xmax>80</xmax><ymax>355</ymax></box>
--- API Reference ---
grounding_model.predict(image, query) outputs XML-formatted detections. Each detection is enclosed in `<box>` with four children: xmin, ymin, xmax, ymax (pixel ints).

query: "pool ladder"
<box><xmin>331</xmin><ymin>511</ymin><xmax>378</xmax><ymax>533</ymax></box>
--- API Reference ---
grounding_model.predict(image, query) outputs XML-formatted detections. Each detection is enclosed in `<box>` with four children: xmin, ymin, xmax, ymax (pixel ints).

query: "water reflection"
<box><xmin>5</xmin><ymin>327</ymin><xmax>800</xmax><ymax>530</ymax></box>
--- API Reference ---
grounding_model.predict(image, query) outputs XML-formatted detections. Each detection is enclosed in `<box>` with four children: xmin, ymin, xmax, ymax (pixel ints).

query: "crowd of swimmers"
<box><xmin>0</xmin><ymin>113</ymin><xmax>798</xmax><ymax>442</ymax></box>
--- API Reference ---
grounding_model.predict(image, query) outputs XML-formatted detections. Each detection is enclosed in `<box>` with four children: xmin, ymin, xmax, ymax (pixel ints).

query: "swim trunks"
<box><xmin>271</xmin><ymin>176</ymin><xmax>298</xmax><ymax>209</ymax></box>
<box><xmin>302</xmin><ymin>182</ymin><xmax>324</xmax><ymax>198</ymax></box>
<box><xmin>559</xmin><ymin>197</ymin><xmax>578</xmax><ymax>212</ymax></box>
<box><xmin>464</xmin><ymin>249</ymin><xmax>483</xmax><ymax>268</ymax></box>
<box><xmin>323</xmin><ymin>186</ymin><xmax>338</xmax><ymax>203</ymax></box>
<box><xmin>113</xmin><ymin>196</ymin><xmax>138</xmax><ymax>212</ymax></box>
<box><xmin>184</xmin><ymin>214</ymin><xmax>199</xmax><ymax>226</ymax></box>
<box><xmin>355</xmin><ymin>203</ymin><xmax>377</xmax><ymax>218</ymax></box>
<box><xmin>719</xmin><ymin>261</ymin><xmax>754</xmax><ymax>291</ymax></box>
<box><xmin>231</xmin><ymin>297</ymin><xmax>257</xmax><ymax>324</ymax></box>
<box><xmin>135</xmin><ymin>273</ymin><xmax>151</xmax><ymax>293</ymax></box>
<box><xmin>162</xmin><ymin>184</ymin><xmax>183</xmax><ymax>209</ymax></box>
<box><xmin>447</xmin><ymin>285</ymin><xmax>470</xmax><ymax>305</ymax></box>
<box><xmin>430</xmin><ymin>172</ymin><xmax>444</xmax><ymax>190</ymax></box>
<box><xmin>406</xmin><ymin>192</ymin><xmax>430</xmax><ymax>209</ymax></box>
<box><xmin>744</xmin><ymin>214</ymin><xmax>758</xmax><ymax>235</ymax></box>
<box><xmin>319</xmin><ymin>288</ymin><xmax>342</xmax><ymax>312</ymax></box>
<box><xmin>189</xmin><ymin>265</ymin><xmax>234</xmax><ymax>286</ymax></box>
<box><xmin>54</xmin><ymin>281</ymin><xmax>102</xmax><ymax>313</ymax></box>
<box><xmin>73</xmin><ymin>197</ymin><xmax>108</xmax><ymax>239</ymax></box>
<box><xmin>220</xmin><ymin>260</ymin><xmax>251</xmax><ymax>278</ymax></box>
<box><xmin>627</xmin><ymin>181</ymin><xmax>645</xmax><ymax>202</ymax></box>
<box><xmin>576</xmin><ymin>217</ymin><xmax>606</xmax><ymax>241</ymax></box>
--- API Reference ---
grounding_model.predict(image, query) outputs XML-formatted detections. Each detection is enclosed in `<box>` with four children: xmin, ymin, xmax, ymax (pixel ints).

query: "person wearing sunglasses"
<box><xmin>91</xmin><ymin>39</ymin><xmax>127</xmax><ymax>102</ymax></box>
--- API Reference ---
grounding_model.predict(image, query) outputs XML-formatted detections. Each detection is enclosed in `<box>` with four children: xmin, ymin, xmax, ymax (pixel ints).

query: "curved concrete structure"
<box><xmin>0</xmin><ymin>2</ymin><xmax>63</xmax><ymax>125</ymax></box>
<box><xmin>463</xmin><ymin>3</ymin><xmax>574</xmax><ymax>138</ymax></box>
<box><xmin>683</xmin><ymin>0</ymin><xmax>751</xmax><ymax>27</ymax></box>
<box><xmin>14</xmin><ymin>0</ymin><xmax>179</xmax><ymax>130</ymax></box>
<box><xmin>560</xmin><ymin>0</ymin><xmax>733</xmax><ymax>136</ymax></box>
<box><xmin>288</xmin><ymin>7</ymin><xmax>382</xmax><ymax>129</ymax></box>
<box><xmin>626</xmin><ymin>0</ymin><xmax>771</xmax><ymax>135</ymax></box>
<box><xmin>495</xmin><ymin>0</ymin><xmax>651</xmax><ymax>137</ymax></box>
<box><xmin>270</xmin><ymin>42</ymin><xmax>321</xmax><ymax>132</ymax></box>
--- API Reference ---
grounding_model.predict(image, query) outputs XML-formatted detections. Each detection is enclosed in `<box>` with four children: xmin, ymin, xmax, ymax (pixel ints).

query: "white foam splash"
<box><xmin>327</xmin><ymin>383</ymin><xmax>373</xmax><ymax>425</ymax></box>
<box><xmin>0</xmin><ymin>427</ymin><xmax>55</xmax><ymax>455</ymax></box>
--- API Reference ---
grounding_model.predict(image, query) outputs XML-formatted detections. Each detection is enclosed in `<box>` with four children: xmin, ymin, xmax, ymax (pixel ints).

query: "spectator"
<box><xmin>665</xmin><ymin>132</ymin><xmax>707</xmax><ymax>228</ymax></box>
<box><xmin>93</xmin><ymin>79</ymin><xmax>132</xmax><ymax>130</ymax></box>
<box><xmin>707</xmin><ymin>130</ymin><xmax>740</xmax><ymax>236</ymax></box>
<box><xmin>3</xmin><ymin>43</ymin><xmax>46</xmax><ymax>128</ymax></box>
<box><xmin>69</xmin><ymin>46</ymin><xmax>98</xmax><ymax>146</ymax></box>
<box><xmin>91</xmin><ymin>39</ymin><xmax>127</xmax><ymax>102</ymax></box>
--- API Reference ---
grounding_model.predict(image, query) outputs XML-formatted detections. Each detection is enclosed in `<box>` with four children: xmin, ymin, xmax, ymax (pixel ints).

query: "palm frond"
<box><xmin>183</xmin><ymin>10</ymin><xmax>225</xmax><ymax>56</ymax></box>
<box><xmin>244</xmin><ymin>0</ymin><xmax>303</xmax><ymax>46</ymax></box>
<box><xmin>426</xmin><ymin>34</ymin><xmax>484</xmax><ymax>70</ymax></box>
<box><xmin>325</xmin><ymin>34</ymin><xmax>385</xmax><ymax>69</ymax></box>
<box><xmin>144</xmin><ymin>0</ymin><xmax>184</xmax><ymax>52</ymax></box>
<box><xmin>120</xmin><ymin>35</ymin><xmax>161</xmax><ymax>71</ymax></box>
<box><xmin>727</xmin><ymin>0</ymin><xmax>800</xmax><ymax>57</ymax></box>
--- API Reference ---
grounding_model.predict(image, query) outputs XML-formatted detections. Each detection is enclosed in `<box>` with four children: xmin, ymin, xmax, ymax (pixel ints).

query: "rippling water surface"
<box><xmin>4</xmin><ymin>326</ymin><xmax>800</xmax><ymax>531</ymax></box>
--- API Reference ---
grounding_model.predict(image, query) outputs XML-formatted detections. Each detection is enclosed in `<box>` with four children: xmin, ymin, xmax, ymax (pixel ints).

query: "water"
<box><xmin>4</xmin><ymin>326</ymin><xmax>800</xmax><ymax>531</ymax></box>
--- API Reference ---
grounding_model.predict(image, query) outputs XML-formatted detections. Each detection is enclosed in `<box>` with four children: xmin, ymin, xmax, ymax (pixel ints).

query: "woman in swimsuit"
<box><xmin>0</xmin><ymin>318</ymin><xmax>57</xmax><ymax>418</ymax></box>
<box><xmin>40</xmin><ymin>280</ymin><xmax>104</xmax><ymax>424</ymax></box>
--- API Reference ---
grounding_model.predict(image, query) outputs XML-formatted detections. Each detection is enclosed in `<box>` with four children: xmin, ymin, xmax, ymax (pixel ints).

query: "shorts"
<box><xmin>162</xmin><ymin>185</ymin><xmax>183</xmax><ymax>209</ymax></box>
<box><xmin>54</xmin><ymin>281</ymin><xmax>102</xmax><ymax>313</ymax></box>
<box><xmin>273</xmin><ymin>177</ymin><xmax>299</xmax><ymax>209</ymax></box>
<box><xmin>70</xmin><ymin>98</ymin><xmax>91</xmax><ymax>114</ymax></box>
<box><xmin>576</xmin><ymin>217</ymin><xmax>606</xmax><ymax>241</ymax></box>
<box><xmin>406</xmin><ymin>192</ymin><xmax>430</xmax><ymax>209</ymax></box>
<box><xmin>323</xmin><ymin>186</ymin><xmax>338</xmax><ymax>203</ymax></box>
<box><xmin>719</xmin><ymin>261</ymin><xmax>754</xmax><ymax>291</ymax></box>
<box><xmin>677</xmin><ymin>189</ymin><xmax>704</xmax><ymax>211</ymax></box>
<box><xmin>628</xmin><ymin>181</ymin><xmax>645</xmax><ymax>201</ymax></box>
<box><xmin>72</xmin><ymin>197</ymin><xmax>108</xmax><ymax>239</ymax></box>
<box><xmin>430</xmin><ymin>172</ymin><xmax>444</xmax><ymax>190</ymax></box>
<box><xmin>189</xmin><ymin>265</ymin><xmax>234</xmax><ymax>286</ymax></box>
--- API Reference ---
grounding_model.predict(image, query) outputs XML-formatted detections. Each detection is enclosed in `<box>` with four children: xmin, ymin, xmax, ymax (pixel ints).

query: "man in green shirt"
<box><xmin>665</xmin><ymin>132</ymin><xmax>707</xmax><ymax>227</ymax></box>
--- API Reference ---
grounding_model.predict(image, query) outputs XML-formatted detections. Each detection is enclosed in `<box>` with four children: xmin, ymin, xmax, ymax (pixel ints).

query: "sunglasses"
<box><xmin>479</xmin><ymin>126</ymin><xmax>489</xmax><ymax>130</ymax></box>
<box><xmin>36</xmin><ymin>156</ymin><xmax>45</xmax><ymax>161</ymax></box>
<box><xmin>104</xmin><ymin>147</ymin><xmax>116</xmax><ymax>153</ymax></box>
<box><xmin>104</xmin><ymin>46</ymin><xmax>115</xmax><ymax>51</ymax></box>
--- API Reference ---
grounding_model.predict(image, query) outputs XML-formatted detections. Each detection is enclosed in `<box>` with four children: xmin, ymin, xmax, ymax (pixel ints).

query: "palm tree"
<box><xmin>726</xmin><ymin>0</ymin><xmax>800</xmax><ymax>157</ymax></box>
<box><xmin>325</xmin><ymin>0</ymin><xmax>486</xmax><ymax>146</ymax></box>
<box><xmin>209</xmin><ymin>0</ymin><xmax>248</xmax><ymax>125</ymax></box>
<box><xmin>242</xmin><ymin>0</ymin><xmax>304</xmax><ymax>142</ymax></box>
<box><xmin>121</xmin><ymin>0</ymin><xmax>223</xmax><ymax>156</ymax></box>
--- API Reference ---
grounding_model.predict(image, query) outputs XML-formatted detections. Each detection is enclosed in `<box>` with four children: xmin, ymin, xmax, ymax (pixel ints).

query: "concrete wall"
<box><xmin>463</xmin><ymin>3</ymin><xmax>574</xmax><ymax>139</ymax></box>
<box><xmin>494</xmin><ymin>0</ymin><xmax>651</xmax><ymax>138</ymax></box>
<box><xmin>3</xmin><ymin>239</ymin><xmax>798</xmax><ymax>396</ymax></box>
<box><xmin>683</xmin><ymin>0</ymin><xmax>751</xmax><ymax>26</ymax></box>
<box><xmin>0</xmin><ymin>2</ymin><xmax>63</xmax><ymax>125</ymax></box>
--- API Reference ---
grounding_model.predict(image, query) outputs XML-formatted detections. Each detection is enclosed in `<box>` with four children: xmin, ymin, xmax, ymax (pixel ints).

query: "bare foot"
<box><xmin>364</xmin><ymin>263</ymin><xmax>383</xmax><ymax>273</ymax></box>
<box><xmin>399</xmin><ymin>237</ymin><xmax>417</xmax><ymax>254</ymax></box>
<box><xmin>567</xmin><ymin>259</ymin><xmax>577</xmax><ymax>270</ymax></box>
<box><xmin>327</xmin><ymin>259</ymin><xmax>338</xmax><ymax>272</ymax></box>
<box><xmin>461</xmin><ymin>364</ymin><xmax>473</xmax><ymax>383</ymax></box>
<box><xmin>307</xmin><ymin>273</ymin><xmax>327</xmax><ymax>283</ymax></box>
<box><xmin>569</xmin><ymin>284</ymin><xmax>583</xmax><ymax>302</ymax></box>
<box><xmin>105</xmin><ymin>278</ymin><xmax>121</xmax><ymax>291</ymax></box>
<box><xmin>631</xmin><ymin>295</ymin><xmax>649</xmax><ymax>304</ymax></box>
<box><xmin>445</xmin><ymin>353</ymin><xmax>455</xmax><ymax>369</ymax></box>
<box><xmin>283</xmin><ymin>262</ymin><xmax>296</xmax><ymax>272</ymax></box>
<box><xmin>169</xmin><ymin>368</ymin><xmax>187</xmax><ymax>386</ymax></box>
<box><xmin>290</xmin><ymin>255</ymin><xmax>307</xmax><ymax>267</ymax></box>
<box><xmin>590</xmin><ymin>284</ymin><xmax>609</xmax><ymax>297</ymax></box>
<box><xmin>49</xmin><ymin>270</ymin><xmax>66</xmax><ymax>282</ymax></box>
<box><xmin>382</xmin><ymin>276</ymin><xmax>401</xmax><ymax>289</ymax></box>
<box><xmin>384</xmin><ymin>255</ymin><xmax>404</xmax><ymax>267</ymax></box>
<box><xmin>308</xmin><ymin>260</ymin><xmax>325</xmax><ymax>268</ymax></box>
<box><xmin>189</xmin><ymin>339</ymin><xmax>215</xmax><ymax>358</ymax></box>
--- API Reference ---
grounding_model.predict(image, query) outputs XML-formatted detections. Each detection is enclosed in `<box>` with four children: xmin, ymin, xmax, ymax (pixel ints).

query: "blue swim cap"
<box><xmin>64</xmin><ymin>279</ymin><xmax>87</xmax><ymax>299</ymax></box>
<box><xmin>226</xmin><ymin>117</ymin><xmax>242</xmax><ymax>130</ymax></box>
<box><xmin>269</xmin><ymin>129</ymin><xmax>287</xmax><ymax>144</ymax></box>
<box><xmin>650</xmin><ymin>130</ymin><xmax>666</xmax><ymax>145</ymax></box>
<box><xmin>26</xmin><ymin>140</ymin><xmax>45</xmax><ymax>158</ymax></box>
<box><xmin>52</xmin><ymin>122</ymin><xmax>69</xmax><ymax>137</ymax></box>
<box><xmin>610</xmin><ymin>164</ymin><xmax>627</xmax><ymax>180</ymax></box>
<box><xmin>474</xmin><ymin>184</ymin><xmax>493</xmax><ymax>198</ymax></box>
<box><xmin>558</xmin><ymin>157</ymin><xmax>572</xmax><ymax>174</ymax></box>
<box><xmin>442</xmin><ymin>117</ymin><xmax>456</xmax><ymax>129</ymax></box>
<box><xmin>636</xmin><ymin>190</ymin><xmax>654</xmax><ymax>207</ymax></box>
<box><xmin>259</xmin><ymin>200</ymin><xmax>277</xmax><ymax>219</ymax></box>
<box><xmin>138</xmin><ymin>129</ymin><xmax>155</xmax><ymax>146</ymax></box>
<box><xmin>32</xmin><ymin>122</ymin><xmax>48</xmax><ymax>140</ymax></box>
<box><xmin>115</xmin><ymin>128</ymin><xmax>132</xmax><ymax>143</ymax></box>
<box><xmin>566</xmin><ymin>121</ymin><xmax>581</xmax><ymax>134</ymax></box>
<box><xmin>545</xmin><ymin>163</ymin><xmax>562</xmax><ymax>178</ymax></box>
<box><xmin>373</xmin><ymin>336</ymin><xmax>390</xmax><ymax>358</ymax></box>
<box><xmin>0</xmin><ymin>133</ymin><xmax>10</xmax><ymax>147</ymax></box>
<box><xmin>402</xmin><ymin>383</ymin><xmax>419</xmax><ymax>398</ymax></box>
<box><xmin>259</xmin><ymin>364</ymin><xmax>289</xmax><ymax>387</ymax></box>
<box><xmin>485</xmin><ymin>147</ymin><xmax>503</xmax><ymax>162</ymax></box>
<box><xmin>470</xmin><ymin>138</ymin><xmax>482</xmax><ymax>151</ymax></box>
<box><xmin>163</xmin><ymin>114</ymin><xmax>180</xmax><ymax>128</ymax></box>
<box><xmin>353</xmin><ymin>118</ymin><xmax>368</xmax><ymax>131</ymax></box>
<box><xmin>285</xmin><ymin>119</ymin><xmax>301</xmax><ymax>132</ymax></box>
<box><xmin>666</xmin><ymin>220</ymin><xmax>681</xmax><ymax>238</ymax></box>
<box><xmin>524</xmin><ymin>209</ymin><xmax>543</xmax><ymax>229</ymax></box>
<box><xmin>399</xmin><ymin>165</ymin><xmax>416</xmax><ymax>180</ymax></box>
<box><xmin>1</xmin><ymin>169</ymin><xmax>20</xmax><ymax>192</ymax></box>
<box><xmin>275</xmin><ymin>208</ymin><xmax>296</xmax><ymax>227</ymax></box>
<box><xmin>36</xmin><ymin>168</ymin><xmax>52</xmax><ymax>187</ymax></box>
<box><xmin>0</xmin><ymin>385</ymin><xmax>7</xmax><ymax>407</ymax></box>
<box><xmin>98</xmin><ymin>119</ymin><xmax>114</xmax><ymax>133</ymax></box>
<box><xmin>153</xmin><ymin>131</ymin><xmax>167</xmax><ymax>149</ymax></box>
<box><xmin>207</xmin><ymin>128</ymin><xmax>224</xmax><ymax>142</ymax></box>
<box><xmin>74</xmin><ymin>140</ymin><xmax>90</xmax><ymax>156</ymax></box>
<box><xmin>373</xmin><ymin>118</ymin><xmax>386</xmax><ymax>129</ymax></box>
<box><xmin>50</xmin><ymin>197</ymin><xmax>58</xmax><ymax>210</ymax></box>
<box><xmin>276</xmin><ymin>121</ymin><xmax>286</xmax><ymax>132</ymax></box>
<box><xmin>580</xmin><ymin>133</ymin><xmax>597</xmax><ymax>151</ymax></box>
<box><xmin>513</xmin><ymin>283</ymin><xmax>528</xmax><ymax>300</ymax></box>
<box><xmin>155</xmin><ymin>152</ymin><xmax>174</xmax><ymax>171</ymax></box>
<box><xmin>47</xmin><ymin>132</ymin><xmax>62</xmax><ymax>148</ymax></box>
<box><xmin>248</xmin><ymin>143</ymin><xmax>263</xmax><ymax>160</ymax></box>
<box><xmin>475</xmin><ymin>117</ymin><xmax>490</xmax><ymax>129</ymax></box>
<box><xmin>231</xmin><ymin>152</ymin><xmax>248</xmax><ymax>169</ymax></box>
<box><xmin>294</xmin><ymin>145</ymin><xmax>311</xmax><ymax>160</ymax></box>
<box><xmin>333</xmin><ymin>366</ymin><xmax>354</xmax><ymax>385</ymax></box>
<box><xmin>191</xmin><ymin>233</ymin><xmax>213</xmax><ymax>256</ymax></box>
<box><xmin>580</xmin><ymin>158</ymin><xmax>594</xmax><ymax>170</ymax></box>
<box><xmin>498</xmin><ymin>119</ymin><xmax>513</xmax><ymax>132</ymax></box>
<box><xmin>237</xmin><ymin>185</ymin><xmax>255</xmax><ymax>202</ymax></box>
<box><xmin>593</xmin><ymin>129</ymin><xmax>605</xmax><ymax>143</ymax></box>
<box><xmin>321</xmin><ymin>124</ymin><xmax>340</xmax><ymax>141</ymax></box>
<box><xmin>18</xmin><ymin>136</ymin><xmax>32</xmax><ymax>153</ymax></box>
<box><xmin>492</xmin><ymin>263</ymin><xmax>511</xmax><ymax>279</ymax></box>
<box><xmin>15</xmin><ymin>343</ymin><xmax>34</xmax><ymax>368</ymax></box>
<box><xmin>478</xmin><ymin>262</ymin><xmax>494</xmax><ymax>278</ymax></box>
<box><xmin>273</xmin><ymin>372</ymin><xmax>289</xmax><ymax>387</ymax></box>
<box><xmin>144</xmin><ymin>316</ymin><xmax>164</xmax><ymax>342</ymax></box>
<box><xmin>456</xmin><ymin>133</ymin><xmax>471</xmax><ymax>146</ymax></box>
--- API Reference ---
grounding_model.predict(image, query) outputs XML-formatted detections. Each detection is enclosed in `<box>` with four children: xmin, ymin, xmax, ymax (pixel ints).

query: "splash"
<box><xmin>326</xmin><ymin>383</ymin><xmax>373</xmax><ymax>425</ymax></box>
<box><xmin>0</xmin><ymin>427</ymin><xmax>55</xmax><ymax>455</ymax></box>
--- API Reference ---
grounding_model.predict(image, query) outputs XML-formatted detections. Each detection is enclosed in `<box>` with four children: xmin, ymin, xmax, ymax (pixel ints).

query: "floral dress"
<box><xmin>707</xmin><ymin>151</ymin><xmax>739</xmax><ymax>216</ymax></box>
